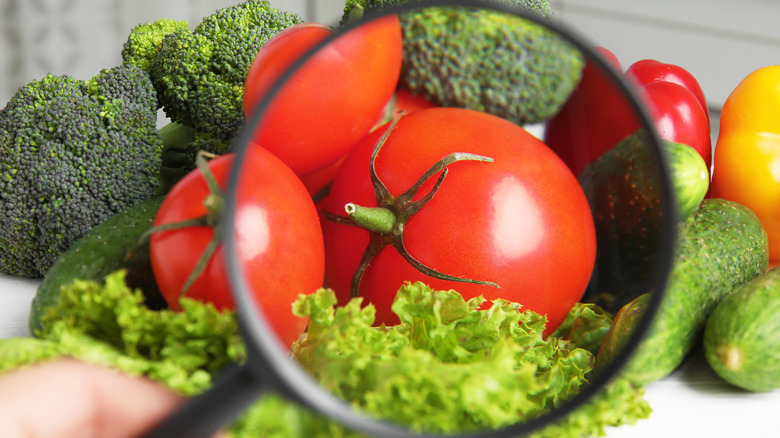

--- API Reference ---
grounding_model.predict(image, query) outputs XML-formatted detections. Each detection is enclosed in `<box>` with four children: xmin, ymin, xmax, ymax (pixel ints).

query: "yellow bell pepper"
<box><xmin>711</xmin><ymin>65</ymin><xmax>780</xmax><ymax>263</ymax></box>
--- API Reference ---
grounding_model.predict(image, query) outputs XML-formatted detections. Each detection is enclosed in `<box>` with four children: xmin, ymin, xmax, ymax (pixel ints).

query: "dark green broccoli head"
<box><xmin>149</xmin><ymin>0</ymin><xmax>303</xmax><ymax>139</ymax></box>
<box><xmin>0</xmin><ymin>65</ymin><xmax>162</xmax><ymax>277</ymax></box>
<box><xmin>122</xmin><ymin>18</ymin><xmax>191</xmax><ymax>74</ymax></box>
<box><xmin>401</xmin><ymin>7</ymin><xmax>583</xmax><ymax>125</ymax></box>
<box><xmin>342</xmin><ymin>1</ymin><xmax>582</xmax><ymax>125</ymax></box>
<box><xmin>341</xmin><ymin>0</ymin><xmax>553</xmax><ymax>26</ymax></box>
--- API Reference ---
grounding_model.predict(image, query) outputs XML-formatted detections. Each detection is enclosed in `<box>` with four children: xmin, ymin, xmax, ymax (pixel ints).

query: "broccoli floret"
<box><xmin>0</xmin><ymin>65</ymin><xmax>162</xmax><ymax>278</ymax></box>
<box><xmin>342</xmin><ymin>1</ymin><xmax>583</xmax><ymax>125</ymax></box>
<box><xmin>122</xmin><ymin>18</ymin><xmax>191</xmax><ymax>75</ymax></box>
<box><xmin>149</xmin><ymin>0</ymin><xmax>303</xmax><ymax>138</ymax></box>
<box><xmin>342</xmin><ymin>0</ymin><xmax>553</xmax><ymax>25</ymax></box>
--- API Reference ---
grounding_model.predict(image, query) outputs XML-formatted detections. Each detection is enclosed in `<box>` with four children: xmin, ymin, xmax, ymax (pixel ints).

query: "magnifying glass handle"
<box><xmin>141</xmin><ymin>364</ymin><xmax>266</xmax><ymax>438</ymax></box>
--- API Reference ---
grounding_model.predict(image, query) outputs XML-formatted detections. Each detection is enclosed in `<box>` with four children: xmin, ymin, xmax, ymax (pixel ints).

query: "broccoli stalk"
<box><xmin>156</xmin><ymin>122</ymin><xmax>235</xmax><ymax>195</ymax></box>
<box><xmin>0</xmin><ymin>65</ymin><xmax>163</xmax><ymax>278</ymax></box>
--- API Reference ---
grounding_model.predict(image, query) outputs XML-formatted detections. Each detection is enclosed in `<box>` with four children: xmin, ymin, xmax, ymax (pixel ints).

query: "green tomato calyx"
<box><xmin>344</xmin><ymin>203</ymin><xmax>396</xmax><ymax>234</ymax></box>
<box><xmin>327</xmin><ymin>115</ymin><xmax>500</xmax><ymax>299</ymax></box>
<box><xmin>141</xmin><ymin>151</ymin><xmax>224</xmax><ymax>301</ymax></box>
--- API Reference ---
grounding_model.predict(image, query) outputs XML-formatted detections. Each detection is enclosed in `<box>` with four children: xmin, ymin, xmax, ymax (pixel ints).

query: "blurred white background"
<box><xmin>2</xmin><ymin>0</ymin><xmax>780</xmax><ymax>112</ymax></box>
<box><xmin>0</xmin><ymin>0</ymin><xmax>345</xmax><ymax>104</ymax></box>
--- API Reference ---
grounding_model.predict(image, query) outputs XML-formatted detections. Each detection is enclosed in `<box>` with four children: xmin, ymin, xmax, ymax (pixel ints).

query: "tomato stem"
<box><xmin>344</xmin><ymin>203</ymin><xmax>396</xmax><ymax>234</ymax></box>
<box><xmin>326</xmin><ymin>115</ymin><xmax>500</xmax><ymax>299</ymax></box>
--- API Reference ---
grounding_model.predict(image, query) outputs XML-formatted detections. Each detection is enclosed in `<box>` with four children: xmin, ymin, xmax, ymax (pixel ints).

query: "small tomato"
<box><xmin>243</xmin><ymin>16</ymin><xmax>403</xmax><ymax>176</ymax></box>
<box><xmin>149</xmin><ymin>148</ymin><xmax>325</xmax><ymax>347</ymax></box>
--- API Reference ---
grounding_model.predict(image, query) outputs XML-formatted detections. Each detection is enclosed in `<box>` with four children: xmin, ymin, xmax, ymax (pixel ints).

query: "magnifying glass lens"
<box><xmin>152</xmin><ymin>2</ymin><xmax>675</xmax><ymax>437</ymax></box>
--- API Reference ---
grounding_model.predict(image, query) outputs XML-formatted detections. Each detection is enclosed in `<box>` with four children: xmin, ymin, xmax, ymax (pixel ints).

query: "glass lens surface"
<box><xmin>226</xmin><ymin>2</ymin><xmax>674</xmax><ymax>437</ymax></box>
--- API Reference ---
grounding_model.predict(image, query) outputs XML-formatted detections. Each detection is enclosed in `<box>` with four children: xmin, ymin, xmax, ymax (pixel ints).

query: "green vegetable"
<box><xmin>292</xmin><ymin>283</ymin><xmax>591</xmax><ymax>433</ymax></box>
<box><xmin>233</xmin><ymin>285</ymin><xmax>647</xmax><ymax>438</ymax></box>
<box><xmin>549</xmin><ymin>302</ymin><xmax>613</xmax><ymax>356</ymax></box>
<box><xmin>704</xmin><ymin>265</ymin><xmax>780</xmax><ymax>392</ymax></box>
<box><xmin>1</xmin><ymin>270</ymin><xmax>244</xmax><ymax>396</ymax></box>
<box><xmin>231</xmin><ymin>375</ymin><xmax>650</xmax><ymax>438</ymax></box>
<box><xmin>665</xmin><ymin>141</ymin><xmax>710</xmax><ymax>220</ymax></box>
<box><xmin>149</xmin><ymin>0</ymin><xmax>303</xmax><ymax>138</ymax></box>
<box><xmin>1</xmin><ymin>270</ymin><xmax>650</xmax><ymax>437</ymax></box>
<box><xmin>596</xmin><ymin>198</ymin><xmax>769</xmax><ymax>386</ymax></box>
<box><xmin>122</xmin><ymin>18</ymin><xmax>191</xmax><ymax>74</ymax></box>
<box><xmin>122</xmin><ymin>19</ymin><xmax>239</xmax><ymax>192</ymax></box>
<box><xmin>156</xmin><ymin>122</ymin><xmax>236</xmax><ymax>194</ymax></box>
<box><xmin>30</xmin><ymin>196</ymin><xmax>165</xmax><ymax>335</ymax></box>
<box><xmin>0</xmin><ymin>64</ymin><xmax>163</xmax><ymax>278</ymax></box>
<box><xmin>341</xmin><ymin>0</ymin><xmax>554</xmax><ymax>23</ymax></box>
<box><xmin>342</xmin><ymin>1</ymin><xmax>583</xmax><ymax>125</ymax></box>
<box><xmin>579</xmin><ymin>130</ymin><xmax>710</xmax><ymax>312</ymax></box>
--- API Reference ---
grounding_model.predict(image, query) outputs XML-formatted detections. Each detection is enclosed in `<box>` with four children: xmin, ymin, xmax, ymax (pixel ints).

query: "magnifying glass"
<box><xmin>143</xmin><ymin>1</ymin><xmax>676</xmax><ymax>436</ymax></box>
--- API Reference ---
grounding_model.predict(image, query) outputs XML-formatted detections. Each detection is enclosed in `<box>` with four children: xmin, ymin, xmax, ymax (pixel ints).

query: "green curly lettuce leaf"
<box><xmin>0</xmin><ymin>270</ymin><xmax>244</xmax><ymax>396</ymax></box>
<box><xmin>290</xmin><ymin>283</ymin><xmax>592</xmax><ymax>434</ymax></box>
<box><xmin>550</xmin><ymin>302</ymin><xmax>614</xmax><ymax>356</ymax></box>
<box><xmin>232</xmin><ymin>286</ymin><xmax>649</xmax><ymax>437</ymax></box>
<box><xmin>0</xmin><ymin>272</ymin><xmax>649</xmax><ymax>437</ymax></box>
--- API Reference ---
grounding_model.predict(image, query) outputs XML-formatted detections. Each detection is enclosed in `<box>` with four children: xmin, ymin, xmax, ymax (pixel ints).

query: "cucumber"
<box><xmin>29</xmin><ymin>196</ymin><xmax>165</xmax><ymax>334</ymax></box>
<box><xmin>704</xmin><ymin>265</ymin><xmax>780</xmax><ymax>392</ymax></box>
<box><xmin>579</xmin><ymin>130</ymin><xmax>710</xmax><ymax>312</ymax></box>
<box><xmin>595</xmin><ymin>198</ymin><xmax>768</xmax><ymax>386</ymax></box>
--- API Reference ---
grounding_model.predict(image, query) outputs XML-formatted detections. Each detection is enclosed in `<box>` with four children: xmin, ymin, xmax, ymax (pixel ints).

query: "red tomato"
<box><xmin>298</xmin><ymin>88</ymin><xmax>434</xmax><ymax>199</ymax></box>
<box><xmin>298</xmin><ymin>154</ymin><xmax>346</xmax><ymax>199</ymax></box>
<box><xmin>149</xmin><ymin>148</ymin><xmax>325</xmax><ymax>347</ymax></box>
<box><xmin>321</xmin><ymin>108</ymin><xmax>597</xmax><ymax>336</ymax></box>
<box><xmin>392</xmin><ymin>88</ymin><xmax>435</xmax><ymax>116</ymax></box>
<box><xmin>243</xmin><ymin>16</ymin><xmax>403</xmax><ymax>176</ymax></box>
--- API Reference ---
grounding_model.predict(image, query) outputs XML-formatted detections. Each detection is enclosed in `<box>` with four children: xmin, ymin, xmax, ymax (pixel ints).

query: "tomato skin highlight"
<box><xmin>244</xmin><ymin>16</ymin><xmax>403</xmax><ymax>176</ymax></box>
<box><xmin>150</xmin><ymin>149</ymin><xmax>325</xmax><ymax>347</ymax></box>
<box><xmin>322</xmin><ymin>108</ymin><xmax>597</xmax><ymax>336</ymax></box>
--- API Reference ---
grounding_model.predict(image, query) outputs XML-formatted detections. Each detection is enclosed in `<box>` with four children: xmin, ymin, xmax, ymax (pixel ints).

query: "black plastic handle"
<box><xmin>140</xmin><ymin>364</ymin><xmax>266</xmax><ymax>438</ymax></box>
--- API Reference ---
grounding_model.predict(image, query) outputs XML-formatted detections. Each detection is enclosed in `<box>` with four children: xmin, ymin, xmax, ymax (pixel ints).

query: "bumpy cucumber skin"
<box><xmin>665</xmin><ymin>141</ymin><xmax>709</xmax><ymax>220</ymax></box>
<box><xmin>704</xmin><ymin>266</ymin><xmax>780</xmax><ymax>392</ymax></box>
<box><xmin>596</xmin><ymin>199</ymin><xmax>768</xmax><ymax>386</ymax></box>
<box><xmin>579</xmin><ymin>130</ymin><xmax>709</xmax><ymax>312</ymax></box>
<box><xmin>29</xmin><ymin>196</ymin><xmax>163</xmax><ymax>334</ymax></box>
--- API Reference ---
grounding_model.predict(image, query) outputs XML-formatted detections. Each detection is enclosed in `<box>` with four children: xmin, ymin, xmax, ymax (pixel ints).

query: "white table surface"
<box><xmin>1</xmin><ymin>271</ymin><xmax>778</xmax><ymax>437</ymax></box>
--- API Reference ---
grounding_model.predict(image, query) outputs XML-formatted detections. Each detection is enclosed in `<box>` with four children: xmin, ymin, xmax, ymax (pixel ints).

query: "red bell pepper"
<box><xmin>545</xmin><ymin>48</ymin><xmax>711</xmax><ymax>176</ymax></box>
<box><xmin>625</xmin><ymin>59</ymin><xmax>709</xmax><ymax>122</ymax></box>
<box><xmin>544</xmin><ymin>47</ymin><xmax>636</xmax><ymax>177</ymax></box>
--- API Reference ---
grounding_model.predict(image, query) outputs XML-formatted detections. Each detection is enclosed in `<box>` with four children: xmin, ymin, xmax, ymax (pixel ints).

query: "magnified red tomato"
<box><xmin>243</xmin><ymin>15</ymin><xmax>403</xmax><ymax>177</ymax></box>
<box><xmin>149</xmin><ymin>148</ymin><xmax>325</xmax><ymax>347</ymax></box>
<box><xmin>321</xmin><ymin>108</ymin><xmax>597</xmax><ymax>336</ymax></box>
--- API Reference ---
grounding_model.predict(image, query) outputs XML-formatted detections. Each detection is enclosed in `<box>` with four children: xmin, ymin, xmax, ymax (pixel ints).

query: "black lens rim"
<box><xmin>223</xmin><ymin>1</ymin><xmax>677</xmax><ymax>436</ymax></box>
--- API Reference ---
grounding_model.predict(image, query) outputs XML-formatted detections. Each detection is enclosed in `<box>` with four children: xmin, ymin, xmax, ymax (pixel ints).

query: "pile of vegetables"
<box><xmin>2</xmin><ymin>0</ymin><xmax>780</xmax><ymax>437</ymax></box>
